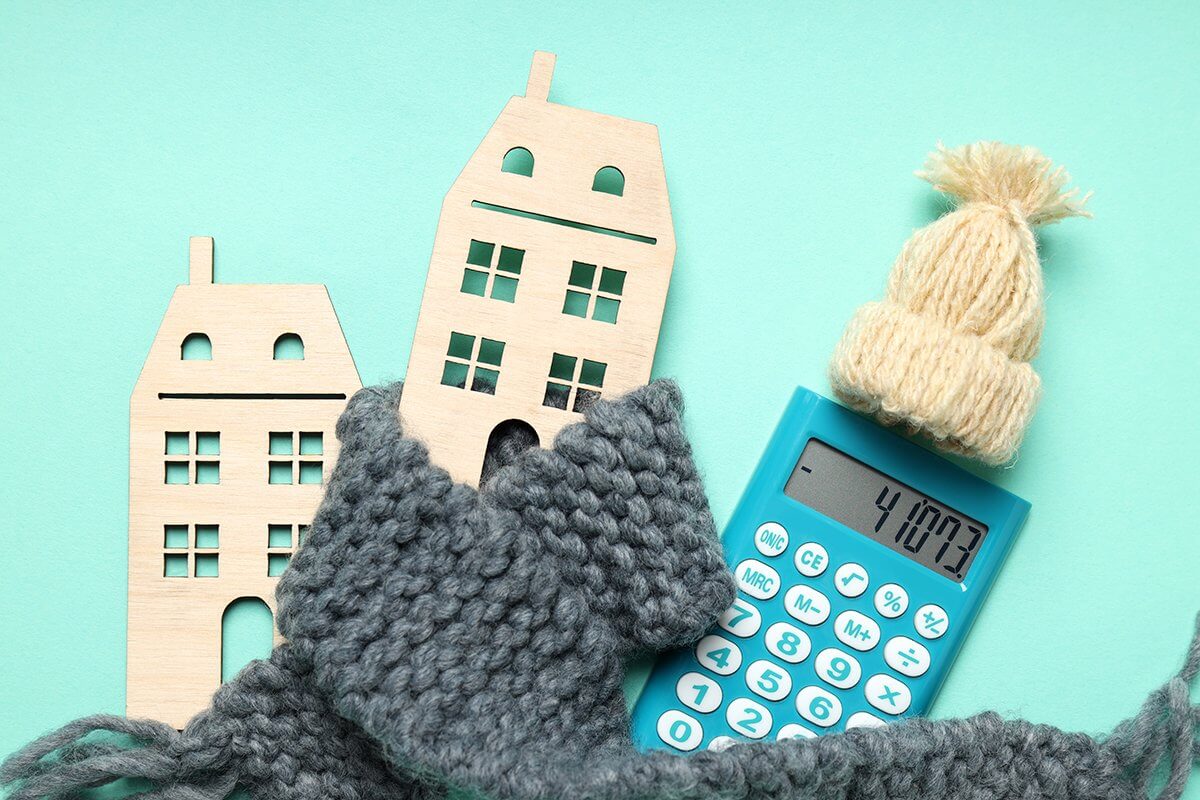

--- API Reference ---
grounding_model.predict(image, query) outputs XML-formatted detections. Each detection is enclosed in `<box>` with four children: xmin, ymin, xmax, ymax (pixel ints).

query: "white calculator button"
<box><xmin>777</xmin><ymin>723</ymin><xmax>818</xmax><ymax>740</ymax></box>
<box><xmin>873</xmin><ymin>583</ymin><xmax>909</xmax><ymax>618</ymax></box>
<box><xmin>813</xmin><ymin>647</ymin><xmax>862</xmax><ymax>689</ymax></box>
<box><xmin>783</xmin><ymin>584</ymin><xmax>830</xmax><ymax>626</ymax></box>
<box><xmin>883</xmin><ymin>636</ymin><xmax>930</xmax><ymax>677</ymax></box>
<box><xmin>717</xmin><ymin>597</ymin><xmax>762</xmax><ymax>638</ymax></box>
<box><xmin>834</xmin><ymin>610</ymin><xmax>881</xmax><ymax>651</ymax></box>
<box><xmin>795</xmin><ymin>686</ymin><xmax>842</xmax><ymax>728</ymax></box>
<box><xmin>734</xmin><ymin>559</ymin><xmax>780</xmax><ymax>600</ymax></box>
<box><xmin>914</xmin><ymin>604</ymin><xmax>949</xmax><ymax>640</ymax></box>
<box><xmin>793</xmin><ymin>542</ymin><xmax>829</xmax><ymax>577</ymax></box>
<box><xmin>846</xmin><ymin>711</ymin><xmax>888</xmax><ymax>730</ymax></box>
<box><xmin>754</xmin><ymin>522</ymin><xmax>789</xmax><ymax>557</ymax></box>
<box><xmin>745</xmin><ymin>659</ymin><xmax>793</xmax><ymax>701</ymax></box>
<box><xmin>726</xmin><ymin>697</ymin><xmax>773</xmax><ymax>739</ymax></box>
<box><xmin>708</xmin><ymin>736</ymin><xmax>738</xmax><ymax>751</ymax></box>
<box><xmin>676</xmin><ymin>671</ymin><xmax>722</xmax><ymax>713</ymax></box>
<box><xmin>764</xmin><ymin>622</ymin><xmax>812</xmax><ymax>663</ymax></box>
<box><xmin>865</xmin><ymin>673</ymin><xmax>912</xmax><ymax>715</ymax></box>
<box><xmin>834</xmin><ymin>562</ymin><xmax>869</xmax><ymax>598</ymax></box>
<box><xmin>695</xmin><ymin>634</ymin><xmax>742</xmax><ymax>675</ymax></box>
<box><xmin>657</xmin><ymin>709</ymin><xmax>703</xmax><ymax>751</ymax></box>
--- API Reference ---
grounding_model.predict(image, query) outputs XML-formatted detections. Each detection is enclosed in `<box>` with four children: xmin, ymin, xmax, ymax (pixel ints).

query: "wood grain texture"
<box><xmin>399</xmin><ymin>52</ymin><xmax>676</xmax><ymax>485</ymax></box>
<box><xmin>126</xmin><ymin>237</ymin><xmax>361</xmax><ymax>728</ymax></box>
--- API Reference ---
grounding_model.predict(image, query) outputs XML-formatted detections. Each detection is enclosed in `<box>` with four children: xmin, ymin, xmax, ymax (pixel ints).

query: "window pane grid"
<box><xmin>441</xmin><ymin>332</ymin><xmax>505</xmax><ymax>395</ymax></box>
<box><xmin>267</xmin><ymin>523</ymin><xmax>305</xmax><ymax>577</ymax></box>
<box><xmin>162</xmin><ymin>524</ymin><xmax>219</xmax><ymax>578</ymax></box>
<box><xmin>460</xmin><ymin>239</ymin><xmax>524</xmax><ymax>303</ymax></box>
<box><xmin>163</xmin><ymin>431</ymin><xmax>220</xmax><ymax>485</ymax></box>
<box><xmin>268</xmin><ymin>432</ymin><xmax>324</xmax><ymax>485</ymax></box>
<box><xmin>542</xmin><ymin>353</ymin><xmax>607</xmax><ymax>413</ymax></box>
<box><xmin>562</xmin><ymin>263</ymin><xmax>625</xmax><ymax>324</ymax></box>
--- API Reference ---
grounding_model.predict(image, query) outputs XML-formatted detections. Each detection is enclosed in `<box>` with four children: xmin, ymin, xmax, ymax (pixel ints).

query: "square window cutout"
<box><xmin>194</xmin><ymin>553</ymin><xmax>219</xmax><ymax>577</ymax></box>
<box><xmin>195</xmin><ymin>462</ymin><xmax>220</xmax><ymax>484</ymax></box>
<box><xmin>592</xmin><ymin>296</ymin><xmax>620</xmax><ymax>324</ymax></box>
<box><xmin>569</xmin><ymin>261</ymin><xmax>596</xmax><ymax>288</ymax></box>
<box><xmin>471</xmin><ymin>368</ymin><xmax>499</xmax><ymax>394</ymax></box>
<box><xmin>598</xmin><ymin>267</ymin><xmax>626</xmax><ymax>295</ymax></box>
<box><xmin>195</xmin><ymin>524</ymin><xmax>219</xmax><ymax>549</ymax></box>
<box><xmin>497</xmin><ymin>246</ymin><xmax>524</xmax><ymax>273</ymax></box>
<box><xmin>164</xmin><ymin>525</ymin><xmax>189</xmax><ymax>549</ymax></box>
<box><xmin>574</xmin><ymin>388</ymin><xmax>601</xmax><ymax>413</ymax></box>
<box><xmin>562</xmin><ymin>291</ymin><xmax>589</xmax><ymax>318</ymax></box>
<box><xmin>490</xmin><ymin>275</ymin><xmax>518</xmax><ymax>303</ymax></box>
<box><xmin>549</xmin><ymin>353</ymin><xmax>576</xmax><ymax>381</ymax></box>
<box><xmin>165</xmin><ymin>462</ymin><xmax>189</xmax><ymax>485</ymax></box>
<box><xmin>477</xmin><ymin>338</ymin><xmax>505</xmax><ymax>366</ymax></box>
<box><xmin>460</xmin><ymin>268</ymin><xmax>487</xmax><ymax>296</ymax></box>
<box><xmin>298</xmin><ymin>524</ymin><xmax>311</xmax><ymax>544</ymax></box>
<box><xmin>441</xmin><ymin>361</ymin><xmax>468</xmax><ymax>389</ymax></box>
<box><xmin>466</xmin><ymin>240</ymin><xmax>494</xmax><ymax>268</ymax></box>
<box><xmin>299</xmin><ymin>432</ymin><xmax>323</xmax><ymax>455</ymax></box>
<box><xmin>269</xmin><ymin>432</ymin><xmax>293</xmax><ymax>455</ymax></box>
<box><xmin>447</xmin><ymin>332</ymin><xmax>475</xmax><ymax>360</ymax></box>
<box><xmin>195</xmin><ymin>432</ymin><xmax>220</xmax><ymax>455</ymax></box>
<box><xmin>580</xmin><ymin>359</ymin><xmax>607</xmax><ymax>388</ymax></box>
<box><xmin>543</xmin><ymin>382</ymin><xmax>570</xmax><ymax>410</ymax></box>
<box><xmin>164</xmin><ymin>553</ymin><xmax>189</xmax><ymax>577</ymax></box>
<box><xmin>268</xmin><ymin>524</ymin><xmax>293</xmax><ymax>548</ymax></box>
<box><xmin>268</xmin><ymin>553</ymin><xmax>292</xmax><ymax>577</ymax></box>
<box><xmin>269</xmin><ymin>461</ymin><xmax>294</xmax><ymax>485</ymax></box>
<box><xmin>298</xmin><ymin>461</ymin><xmax>323</xmax><ymax>485</ymax></box>
<box><xmin>165</xmin><ymin>432</ymin><xmax>189</xmax><ymax>455</ymax></box>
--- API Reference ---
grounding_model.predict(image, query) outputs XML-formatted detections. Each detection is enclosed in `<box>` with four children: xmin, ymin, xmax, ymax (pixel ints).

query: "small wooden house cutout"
<box><xmin>126</xmin><ymin>237</ymin><xmax>361</xmax><ymax>729</ymax></box>
<box><xmin>399</xmin><ymin>52</ymin><xmax>677</xmax><ymax>485</ymax></box>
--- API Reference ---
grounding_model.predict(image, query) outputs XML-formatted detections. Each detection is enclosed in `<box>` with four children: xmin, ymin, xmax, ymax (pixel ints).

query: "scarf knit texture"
<box><xmin>3</xmin><ymin>381</ymin><xmax>1197</xmax><ymax>800</ymax></box>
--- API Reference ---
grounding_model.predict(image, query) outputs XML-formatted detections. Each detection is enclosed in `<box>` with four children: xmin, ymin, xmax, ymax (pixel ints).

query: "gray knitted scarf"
<box><xmin>4</xmin><ymin>381</ymin><xmax>1198</xmax><ymax>800</ymax></box>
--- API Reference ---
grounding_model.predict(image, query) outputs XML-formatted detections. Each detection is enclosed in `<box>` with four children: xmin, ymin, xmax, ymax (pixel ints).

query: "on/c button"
<box><xmin>735</xmin><ymin>559</ymin><xmax>780</xmax><ymax>599</ymax></box>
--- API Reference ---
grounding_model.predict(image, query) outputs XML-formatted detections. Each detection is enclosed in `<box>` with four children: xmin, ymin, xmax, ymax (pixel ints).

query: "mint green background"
<box><xmin>2</xmin><ymin>1</ymin><xmax>1198</xmax><ymax>793</ymax></box>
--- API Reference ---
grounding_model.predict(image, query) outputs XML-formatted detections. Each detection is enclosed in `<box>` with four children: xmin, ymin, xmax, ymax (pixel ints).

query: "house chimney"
<box><xmin>189</xmin><ymin>236</ymin><xmax>213</xmax><ymax>284</ymax></box>
<box><xmin>526</xmin><ymin>51</ymin><xmax>556</xmax><ymax>102</ymax></box>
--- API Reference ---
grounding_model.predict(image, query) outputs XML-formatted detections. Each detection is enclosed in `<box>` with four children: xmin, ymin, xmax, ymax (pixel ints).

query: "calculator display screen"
<box><xmin>783</xmin><ymin>439</ymin><xmax>988</xmax><ymax>582</ymax></box>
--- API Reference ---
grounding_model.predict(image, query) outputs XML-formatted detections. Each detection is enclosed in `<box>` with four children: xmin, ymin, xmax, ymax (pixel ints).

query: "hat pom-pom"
<box><xmin>917</xmin><ymin>141</ymin><xmax>1092</xmax><ymax>226</ymax></box>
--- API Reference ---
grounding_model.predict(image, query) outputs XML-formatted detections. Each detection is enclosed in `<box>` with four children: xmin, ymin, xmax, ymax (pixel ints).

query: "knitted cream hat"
<box><xmin>829</xmin><ymin>142</ymin><xmax>1090</xmax><ymax>465</ymax></box>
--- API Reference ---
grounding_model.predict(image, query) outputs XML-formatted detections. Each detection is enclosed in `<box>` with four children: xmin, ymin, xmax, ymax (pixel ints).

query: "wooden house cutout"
<box><xmin>126</xmin><ymin>237</ymin><xmax>360</xmax><ymax>729</ymax></box>
<box><xmin>399</xmin><ymin>51</ymin><xmax>677</xmax><ymax>485</ymax></box>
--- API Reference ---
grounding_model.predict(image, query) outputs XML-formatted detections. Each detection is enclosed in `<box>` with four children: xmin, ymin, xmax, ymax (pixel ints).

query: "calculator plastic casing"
<box><xmin>630</xmin><ymin>386</ymin><xmax>1030</xmax><ymax>750</ymax></box>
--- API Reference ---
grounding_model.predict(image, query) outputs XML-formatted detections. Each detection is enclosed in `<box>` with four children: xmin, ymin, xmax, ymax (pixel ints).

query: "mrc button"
<box><xmin>735</xmin><ymin>559</ymin><xmax>780</xmax><ymax>599</ymax></box>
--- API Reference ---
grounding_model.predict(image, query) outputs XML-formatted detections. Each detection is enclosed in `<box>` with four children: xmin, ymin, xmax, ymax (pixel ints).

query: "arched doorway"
<box><xmin>480</xmin><ymin>419</ymin><xmax>539</xmax><ymax>485</ymax></box>
<box><xmin>221</xmin><ymin>597</ymin><xmax>274</xmax><ymax>682</ymax></box>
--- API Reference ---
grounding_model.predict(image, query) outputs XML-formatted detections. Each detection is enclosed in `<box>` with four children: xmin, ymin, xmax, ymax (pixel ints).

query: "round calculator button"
<box><xmin>884</xmin><ymin>636</ymin><xmax>930</xmax><ymax>678</ymax></box>
<box><xmin>795</xmin><ymin>686</ymin><xmax>842</xmax><ymax>728</ymax></box>
<box><xmin>846</xmin><ymin>711</ymin><xmax>888</xmax><ymax>730</ymax></box>
<box><xmin>834</xmin><ymin>563</ymin><xmax>869</xmax><ymax>597</ymax></box>
<box><xmin>764</xmin><ymin>622</ymin><xmax>811</xmax><ymax>663</ymax></box>
<box><xmin>708</xmin><ymin>736</ymin><xmax>738</xmax><ymax>751</ymax></box>
<box><xmin>657</xmin><ymin>710</ymin><xmax>703</xmax><ymax>751</ymax></box>
<box><xmin>676</xmin><ymin>671</ymin><xmax>722</xmax><ymax>713</ymax></box>
<box><xmin>777</xmin><ymin>723</ymin><xmax>818</xmax><ymax>740</ymax></box>
<box><xmin>914</xmin><ymin>604</ymin><xmax>949</xmax><ymax>640</ymax></box>
<box><xmin>865</xmin><ymin>674</ymin><xmax>911</xmax><ymax>715</ymax></box>
<box><xmin>695</xmin><ymin>634</ymin><xmax>742</xmax><ymax>675</ymax></box>
<box><xmin>834</xmin><ymin>610</ymin><xmax>881</xmax><ymax>651</ymax></box>
<box><xmin>873</xmin><ymin>583</ymin><xmax>909</xmax><ymax>619</ymax></box>
<box><xmin>717</xmin><ymin>598</ymin><xmax>762</xmax><ymax>638</ymax></box>
<box><xmin>783</xmin><ymin>584</ymin><xmax>831</xmax><ymax>626</ymax></box>
<box><xmin>745</xmin><ymin>659</ymin><xmax>793</xmax><ymax>702</ymax></box>
<box><xmin>793</xmin><ymin>542</ymin><xmax>828</xmax><ymax>577</ymax></box>
<box><xmin>754</xmin><ymin>522</ymin><xmax>789</xmax><ymax>557</ymax></box>
<box><xmin>726</xmin><ymin>697</ymin><xmax>773</xmax><ymax>739</ymax></box>
<box><xmin>734</xmin><ymin>559</ymin><xmax>780</xmax><ymax>600</ymax></box>
<box><xmin>814</xmin><ymin>647</ymin><xmax>862</xmax><ymax>689</ymax></box>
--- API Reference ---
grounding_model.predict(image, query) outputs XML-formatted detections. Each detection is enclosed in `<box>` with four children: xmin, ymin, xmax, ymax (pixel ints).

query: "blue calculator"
<box><xmin>630</xmin><ymin>387</ymin><xmax>1030</xmax><ymax>751</ymax></box>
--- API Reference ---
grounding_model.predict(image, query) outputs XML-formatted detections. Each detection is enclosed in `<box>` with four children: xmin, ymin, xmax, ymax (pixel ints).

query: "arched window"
<box><xmin>501</xmin><ymin>147</ymin><xmax>534</xmax><ymax>177</ymax></box>
<box><xmin>181</xmin><ymin>333</ymin><xmax>212</xmax><ymax>360</ymax></box>
<box><xmin>592</xmin><ymin>166</ymin><xmax>624</xmax><ymax>197</ymax></box>
<box><xmin>273</xmin><ymin>333</ymin><xmax>304</xmax><ymax>360</ymax></box>
<box><xmin>221</xmin><ymin>597</ymin><xmax>273</xmax><ymax>682</ymax></box>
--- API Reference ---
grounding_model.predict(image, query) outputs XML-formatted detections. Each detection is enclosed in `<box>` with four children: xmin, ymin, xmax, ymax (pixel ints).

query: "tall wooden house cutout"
<box><xmin>399</xmin><ymin>51</ymin><xmax>676</xmax><ymax>485</ymax></box>
<box><xmin>126</xmin><ymin>237</ymin><xmax>361</xmax><ymax>728</ymax></box>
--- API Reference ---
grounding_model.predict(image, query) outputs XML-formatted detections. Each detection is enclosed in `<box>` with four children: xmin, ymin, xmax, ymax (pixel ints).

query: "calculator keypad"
<box><xmin>651</xmin><ymin>521</ymin><xmax>949</xmax><ymax>751</ymax></box>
